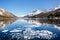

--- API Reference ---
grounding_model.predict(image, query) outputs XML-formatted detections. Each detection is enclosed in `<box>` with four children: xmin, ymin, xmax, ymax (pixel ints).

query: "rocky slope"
<box><xmin>0</xmin><ymin>8</ymin><xmax>16</xmax><ymax>18</ymax></box>
<box><xmin>0</xmin><ymin>8</ymin><xmax>17</xmax><ymax>20</ymax></box>
<box><xmin>25</xmin><ymin>5</ymin><xmax>60</xmax><ymax>19</ymax></box>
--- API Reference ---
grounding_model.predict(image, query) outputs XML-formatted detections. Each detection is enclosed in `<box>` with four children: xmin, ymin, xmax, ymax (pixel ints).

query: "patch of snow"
<box><xmin>33</xmin><ymin>9</ymin><xmax>42</xmax><ymax>14</ymax></box>
<box><xmin>43</xmin><ymin>9</ymin><xmax>52</xmax><ymax>13</ymax></box>
<box><xmin>54</xmin><ymin>5</ymin><xmax>60</xmax><ymax>10</ymax></box>
<box><xmin>0</xmin><ymin>8</ymin><xmax>5</xmax><ymax>12</ymax></box>
<box><xmin>28</xmin><ymin>9</ymin><xmax>42</xmax><ymax>16</ymax></box>
<box><xmin>0</xmin><ymin>12</ymin><xmax>3</xmax><ymax>15</ymax></box>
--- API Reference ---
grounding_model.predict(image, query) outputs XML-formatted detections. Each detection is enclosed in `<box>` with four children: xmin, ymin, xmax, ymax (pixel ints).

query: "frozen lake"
<box><xmin>0</xmin><ymin>18</ymin><xmax>60</xmax><ymax>40</ymax></box>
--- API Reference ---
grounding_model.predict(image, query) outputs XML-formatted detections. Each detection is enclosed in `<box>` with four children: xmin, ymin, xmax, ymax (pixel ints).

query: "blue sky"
<box><xmin>0</xmin><ymin>0</ymin><xmax>60</xmax><ymax>16</ymax></box>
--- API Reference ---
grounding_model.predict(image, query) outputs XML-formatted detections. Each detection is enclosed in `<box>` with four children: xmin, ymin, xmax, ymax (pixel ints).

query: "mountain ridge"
<box><xmin>0</xmin><ymin>8</ymin><xmax>17</xmax><ymax>20</ymax></box>
<box><xmin>24</xmin><ymin>5</ymin><xmax>60</xmax><ymax>18</ymax></box>
<box><xmin>0</xmin><ymin>8</ymin><xmax>17</xmax><ymax>18</ymax></box>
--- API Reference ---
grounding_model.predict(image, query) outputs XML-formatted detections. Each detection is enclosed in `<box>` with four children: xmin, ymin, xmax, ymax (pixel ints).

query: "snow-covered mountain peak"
<box><xmin>44</xmin><ymin>9</ymin><xmax>52</xmax><ymax>12</ymax></box>
<box><xmin>0</xmin><ymin>8</ymin><xmax>5</xmax><ymax>12</ymax></box>
<box><xmin>28</xmin><ymin>9</ymin><xmax>42</xmax><ymax>16</ymax></box>
<box><xmin>42</xmin><ymin>9</ymin><xmax>52</xmax><ymax>13</ymax></box>
<box><xmin>54</xmin><ymin>5</ymin><xmax>60</xmax><ymax>10</ymax></box>
<box><xmin>32</xmin><ymin>9</ymin><xmax>42</xmax><ymax>14</ymax></box>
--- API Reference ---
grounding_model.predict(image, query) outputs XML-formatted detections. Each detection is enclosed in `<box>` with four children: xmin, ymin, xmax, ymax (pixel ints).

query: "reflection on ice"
<box><xmin>54</xmin><ymin>25</ymin><xmax>60</xmax><ymax>30</ymax></box>
<box><xmin>19</xmin><ymin>19</ymin><xmax>42</xmax><ymax>26</ymax></box>
<box><xmin>0</xmin><ymin>21</ymin><xmax>6</xmax><ymax>29</ymax></box>
<box><xmin>22</xmin><ymin>18</ymin><xmax>60</xmax><ymax>30</ymax></box>
<box><xmin>0</xmin><ymin>19</ymin><xmax>59</xmax><ymax>40</ymax></box>
<box><xmin>0</xmin><ymin>19</ymin><xmax>16</xmax><ymax>29</ymax></box>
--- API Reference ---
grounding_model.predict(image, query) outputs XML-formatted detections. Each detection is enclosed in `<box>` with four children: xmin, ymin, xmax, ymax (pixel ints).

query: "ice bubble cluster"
<box><xmin>23</xmin><ymin>28</ymin><xmax>57</xmax><ymax>39</ymax></box>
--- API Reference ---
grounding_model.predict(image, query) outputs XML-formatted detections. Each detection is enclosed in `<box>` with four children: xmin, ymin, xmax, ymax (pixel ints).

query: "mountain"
<box><xmin>25</xmin><ymin>5</ymin><xmax>60</xmax><ymax>18</ymax></box>
<box><xmin>0</xmin><ymin>8</ymin><xmax>17</xmax><ymax>20</ymax></box>
<box><xmin>0</xmin><ymin>8</ymin><xmax>17</xmax><ymax>18</ymax></box>
<box><xmin>28</xmin><ymin>9</ymin><xmax>42</xmax><ymax>16</ymax></box>
<box><xmin>24</xmin><ymin>9</ymin><xmax>42</xmax><ymax>18</ymax></box>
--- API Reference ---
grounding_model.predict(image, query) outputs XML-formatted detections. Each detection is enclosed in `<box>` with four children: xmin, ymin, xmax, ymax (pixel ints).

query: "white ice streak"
<box><xmin>10</xmin><ymin>29</ymin><xmax>22</xmax><ymax>32</ymax></box>
<box><xmin>2</xmin><ymin>30</ymin><xmax>8</xmax><ymax>32</ymax></box>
